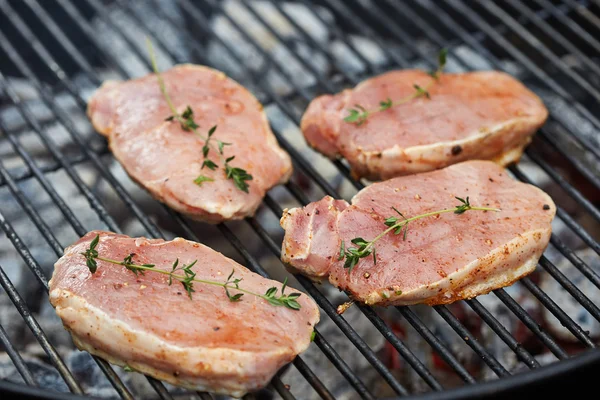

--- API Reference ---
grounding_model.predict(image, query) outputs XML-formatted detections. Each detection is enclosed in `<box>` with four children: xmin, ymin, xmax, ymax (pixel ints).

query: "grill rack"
<box><xmin>0</xmin><ymin>0</ymin><xmax>598</xmax><ymax>398</ymax></box>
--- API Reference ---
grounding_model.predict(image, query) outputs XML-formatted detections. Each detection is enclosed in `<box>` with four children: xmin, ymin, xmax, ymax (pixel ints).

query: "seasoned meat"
<box><xmin>301</xmin><ymin>70</ymin><xmax>548</xmax><ymax>180</ymax></box>
<box><xmin>49</xmin><ymin>231</ymin><xmax>319</xmax><ymax>397</ymax></box>
<box><xmin>281</xmin><ymin>161</ymin><xmax>555</xmax><ymax>306</ymax></box>
<box><xmin>88</xmin><ymin>65</ymin><xmax>292</xmax><ymax>223</ymax></box>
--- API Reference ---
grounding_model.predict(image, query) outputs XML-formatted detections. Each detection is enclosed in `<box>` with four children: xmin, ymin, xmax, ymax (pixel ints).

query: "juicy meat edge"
<box><xmin>50</xmin><ymin>291</ymin><xmax>304</xmax><ymax>397</ymax></box>
<box><xmin>87</xmin><ymin>65</ymin><xmax>292</xmax><ymax>223</ymax></box>
<box><xmin>300</xmin><ymin>71</ymin><xmax>548</xmax><ymax>181</ymax></box>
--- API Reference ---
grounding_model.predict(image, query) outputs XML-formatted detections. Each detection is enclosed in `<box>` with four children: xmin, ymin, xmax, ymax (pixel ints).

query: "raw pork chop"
<box><xmin>302</xmin><ymin>70</ymin><xmax>548</xmax><ymax>180</ymax></box>
<box><xmin>88</xmin><ymin>65</ymin><xmax>292</xmax><ymax>223</ymax></box>
<box><xmin>49</xmin><ymin>231</ymin><xmax>319</xmax><ymax>397</ymax></box>
<box><xmin>281</xmin><ymin>161</ymin><xmax>555</xmax><ymax>306</ymax></box>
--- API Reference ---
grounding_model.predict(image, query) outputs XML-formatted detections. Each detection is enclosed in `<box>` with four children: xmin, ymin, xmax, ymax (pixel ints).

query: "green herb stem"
<box><xmin>366</xmin><ymin>206</ymin><xmax>497</xmax><ymax>253</ymax></box>
<box><xmin>340</xmin><ymin>196</ymin><xmax>500</xmax><ymax>272</ymax></box>
<box><xmin>82</xmin><ymin>234</ymin><xmax>300</xmax><ymax>309</ymax></box>
<box><xmin>146</xmin><ymin>40</ymin><xmax>216</xmax><ymax>153</ymax></box>
<box><xmin>146</xmin><ymin>39</ymin><xmax>252</xmax><ymax>192</ymax></box>
<box><xmin>344</xmin><ymin>48</ymin><xmax>447</xmax><ymax>125</ymax></box>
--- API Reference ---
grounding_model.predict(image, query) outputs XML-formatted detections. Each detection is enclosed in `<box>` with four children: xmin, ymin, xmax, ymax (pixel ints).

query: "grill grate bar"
<box><xmin>0</xmin><ymin>149</ymin><xmax>110</xmax><ymax>188</ymax></box>
<box><xmin>519</xmin><ymin>278</ymin><xmax>595</xmax><ymax>347</ymax></box>
<box><xmin>548</xmin><ymin>234</ymin><xmax>600</xmax><ymax>291</ymax></box>
<box><xmin>567</xmin><ymin>0</ymin><xmax>600</xmax><ymax>29</ymax></box>
<box><xmin>535</xmin><ymin>0</ymin><xmax>600</xmax><ymax>53</ymax></box>
<box><xmin>0</xmin><ymin>321</ymin><xmax>37</xmax><ymax>386</ymax></box>
<box><xmin>356</xmin><ymin>305</ymin><xmax>444</xmax><ymax>390</ymax></box>
<box><xmin>489</xmin><ymin>289</ymin><xmax>571</xmax><ymax>358</ymax></box>
<box><xmin>480</xmin><ymin>0</ymin><xmax>600</xmax><ymax>101</ymax></box>
<box><xmin>394</xmin><ymin>307</ymin><xmax>476</xmax><ymax>384</ymax></box>
<box><xmin>444</xmin><ymin>0</ymin><xmax>600</xmax><ymax>159</ymax></box>
<box><xmin>0</xmin><ymin>260</ymin><xmax>82</xmax><ymax>393</ymax></box>
<box><xmin>505</xmin><ymin>0</ymin><xmax>600</xmax><ymax>86</ymax></box>
<box><xmin>433</xmin><ymin>306</ymin><xmax>510</xmax><ymax>377</ymax></box>
<box><xmin>525</xmin><ymin>149</ymin><xmax>600</xmax><ymax>224</ymax></box>
<box><xmin>465</xmin><ymin>299</ymin><xmax>545</xmax><ymax>365</ymax></box>
<box><xmin>538</xmin><ymin>256</ymin><xmax>600</xmax><ymax>322</ymax></box>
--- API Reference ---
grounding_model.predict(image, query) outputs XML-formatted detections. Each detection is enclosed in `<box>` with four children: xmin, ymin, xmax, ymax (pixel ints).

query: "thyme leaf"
<box><xmin>338</xmin><ymin>197</ymin><xmax>500</xmax><ymax>273</ymax></box>
<box><xmin>146</xmin><ymin>39</ymin><xmax>253</xmax><ymax>193</ymax></box>
<box><xmin>344</xmin><ymin>48</ymin><xmax>447</xmax><ymax>125</ymax></box>
<box><xmin>194</xmin><ymin>175</ymin><xmax>214</xmax><ymax>186</ymax></box>
<box><xmin>82</xmin><ymin>235</ymin><xmax>301</xmax><ymax>309</ymax></box>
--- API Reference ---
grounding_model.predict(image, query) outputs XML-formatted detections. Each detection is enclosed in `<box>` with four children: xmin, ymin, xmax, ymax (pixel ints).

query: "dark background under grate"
<box><xmin>0</xmin><ymin>0</ymin><xmax>599</xmax><ymax>399</ymax></box>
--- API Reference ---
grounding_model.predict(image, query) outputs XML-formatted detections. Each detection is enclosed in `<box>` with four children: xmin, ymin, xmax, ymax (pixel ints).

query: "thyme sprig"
<box><xmin>146</xmin><ymin>39</ymin><xmax>252</xmax><ymax>193</ymax></box>
<box><xmin>339</xmin><ymin>196</ymin><xmax>500</xmax><ymax>272</ymax></box>
<box><xmin>81</xmin><ymin>234</ymin><xmax>301</xmax><ymax>309</ymax></box>
<box><xmin>344</xmin><ymin>49</ymin><xmax>447</xmax><ymax>125</ymax></box>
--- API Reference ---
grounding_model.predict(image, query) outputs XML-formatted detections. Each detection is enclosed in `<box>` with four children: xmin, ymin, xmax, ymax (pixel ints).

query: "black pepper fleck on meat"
<box><xmin>451</xmin><ymin>145</ymin><xmax>463</xmax><ymax>155</ymax></box>
<box><xmin>543</xmin><ymin>204</ymin><xmax>550</xmax><ymax>210</ymax></box>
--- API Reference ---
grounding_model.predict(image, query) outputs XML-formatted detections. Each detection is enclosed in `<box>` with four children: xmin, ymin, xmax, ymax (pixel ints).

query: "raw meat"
<box><xmin>50</xmin><ymin>231</ymin><xmax>319</xmax><ymax>397</ymax></box>
<box><xmin>301</xmin><ymin>70</ymin><xmax>547</xmax><ymax>180</ymax></box>
<box><xmin>88</xmin><ymin>65</ymin><xmax>292</xmax><ymax>223</ymax></box>
<box><xmin>281</xmin><ymin>161</ymin><xmax>555</xmax><ymax>305</ymax></box>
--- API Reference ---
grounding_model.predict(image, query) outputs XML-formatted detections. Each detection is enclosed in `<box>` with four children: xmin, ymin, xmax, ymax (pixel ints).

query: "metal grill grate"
<box><xmin>0</xmin><ymin>0</ymin><xmax>599</xmax><ymax>398</ymax></box>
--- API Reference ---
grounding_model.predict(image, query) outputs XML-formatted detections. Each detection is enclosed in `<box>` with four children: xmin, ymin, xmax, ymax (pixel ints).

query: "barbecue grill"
<box><xmin>0</xmin><ymin>0</ymin><xmax>599</xmax><ymax>398</ymax></box>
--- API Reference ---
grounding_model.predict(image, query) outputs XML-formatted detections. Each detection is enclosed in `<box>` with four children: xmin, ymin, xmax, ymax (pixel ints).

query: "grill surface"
<box><xmin>0</xmin><ymin>0</ymin><xmax>599</xmax><ymax>399</ymax></box>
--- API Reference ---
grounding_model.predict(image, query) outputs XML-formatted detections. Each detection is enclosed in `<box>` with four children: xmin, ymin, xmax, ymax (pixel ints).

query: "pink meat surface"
<box><xmin>302</xmin><ymin>70</ymin><xmax>548</xmax><ymax>180</ymax></box>
<box><xmin>88</xmin><ymin>65</ymin><xmax>292</xmax><ymax>223</ymax></box>
<box><xmin>281</xmin><ymin>161</ymin><xmax>555</xmax><ymax>306</ymax></box>
<box><xmin>49</xmin><ymin>231</ymin><xmax>319</xmax><ymax>397</ymax></box>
